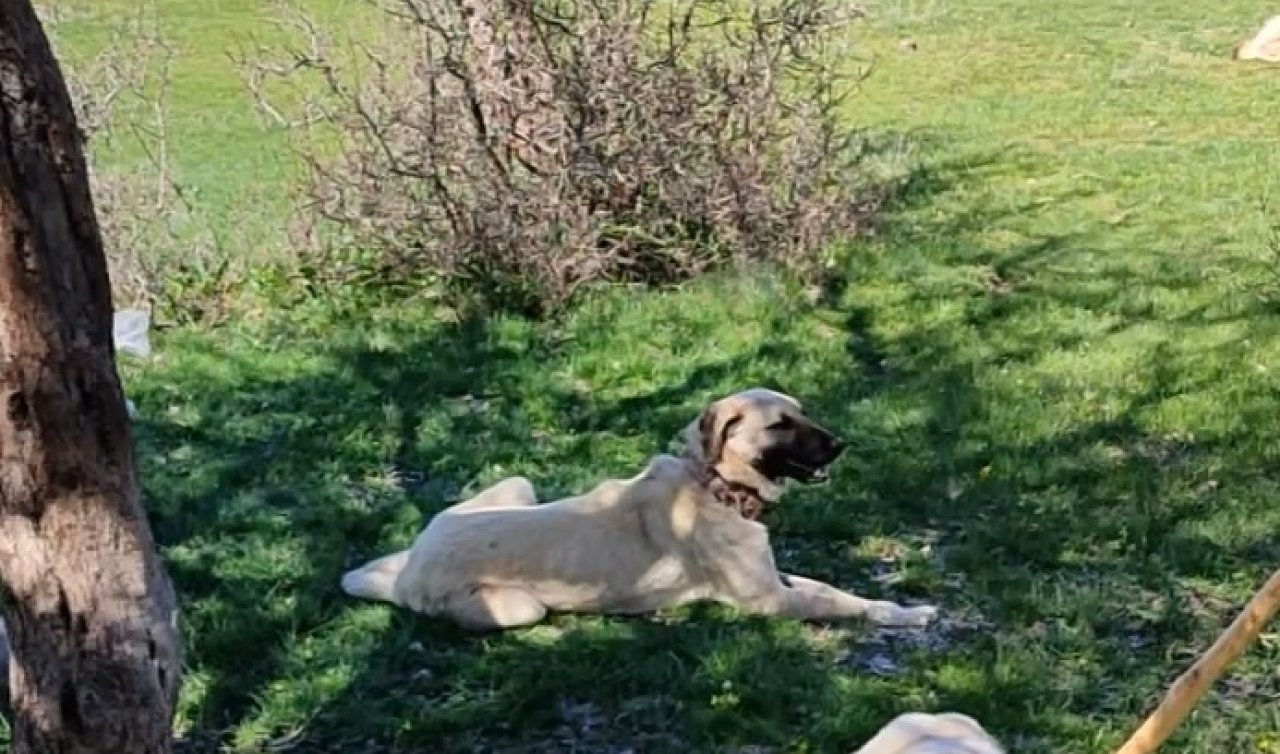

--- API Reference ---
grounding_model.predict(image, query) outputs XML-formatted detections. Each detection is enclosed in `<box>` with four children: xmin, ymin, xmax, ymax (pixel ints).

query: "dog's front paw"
<box><xmin>897</xmin><ymin>604</ymin><xmax>938</xmax><ymax>628</ymax></box>
<box><xmin>869</xmin><ymin>601</ymin><xmax>938</xmax><ymax>628</ymax></box>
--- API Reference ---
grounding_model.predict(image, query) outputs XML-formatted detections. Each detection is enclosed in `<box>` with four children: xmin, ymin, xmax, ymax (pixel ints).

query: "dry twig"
<box><xmin>1112</xmin><ymin>568</ymin><xmax>1280</xmax><ymax>754</ymax></box>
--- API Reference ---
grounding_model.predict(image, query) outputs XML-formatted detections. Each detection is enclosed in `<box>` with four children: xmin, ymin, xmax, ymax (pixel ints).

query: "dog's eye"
<box><xmin>768</xmin><ymin>417</ymin><xmax>794</xmax><ymax>430</ymax></box>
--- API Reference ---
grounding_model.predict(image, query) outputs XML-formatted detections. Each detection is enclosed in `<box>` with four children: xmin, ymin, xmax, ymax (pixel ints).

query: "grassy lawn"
<box><xmin>31</xmin><ymin>0</ymin><xmax>1280</xmax><ymax>751</ymax></box>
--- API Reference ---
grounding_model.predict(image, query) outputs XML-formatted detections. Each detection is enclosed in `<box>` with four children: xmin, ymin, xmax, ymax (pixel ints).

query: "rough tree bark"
<box><xmin>0</xmin><ymin>1</ymin><xmax>181</xmax><ymax>752</ymax></box>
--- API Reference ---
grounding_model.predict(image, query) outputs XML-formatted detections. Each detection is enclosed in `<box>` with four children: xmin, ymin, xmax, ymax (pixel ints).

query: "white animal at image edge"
<box><xmin>854</xmin><ymin>712</ymin><xmax>1006</xmax><ymax>754</ymax></box>
<box><xmin>1235</xmin><ymin>15</ymin><xmax>1280</xmax><ymax>61</ymax></box>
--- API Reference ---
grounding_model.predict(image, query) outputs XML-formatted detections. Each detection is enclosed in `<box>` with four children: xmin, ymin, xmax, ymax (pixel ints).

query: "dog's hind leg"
<box><xmin>449</xmin><ymin>476</ymin><xmax>538</xmax><ymax>512</ymax></box>
<box><xmin>341</xmin><ymin>549</ymin><xmax>411</xmax><ymax>603</ymax></box>
<box><xmin>448</xmin><ymin>586</ymin><xmax>548</xmax><ymax>631</ymax></box>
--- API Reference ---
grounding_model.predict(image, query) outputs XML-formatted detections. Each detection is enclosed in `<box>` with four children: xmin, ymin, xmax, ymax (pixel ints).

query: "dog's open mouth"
<box><xmin>775</xmin><ymin>457</ymin><xmax>831</xmax><ymax>484</ymax></box>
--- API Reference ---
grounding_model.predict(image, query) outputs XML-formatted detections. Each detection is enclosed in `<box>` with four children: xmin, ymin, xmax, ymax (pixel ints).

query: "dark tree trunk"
<box><xmin>0</xmin><ymin>2</ymin><xmax>181</xmax><ymax>753</ymax></box>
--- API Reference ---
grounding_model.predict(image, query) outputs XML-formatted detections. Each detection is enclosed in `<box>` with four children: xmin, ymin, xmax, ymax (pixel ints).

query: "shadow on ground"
<box><xmin>128</xmin><ymin>139</ymin><xmax>1280</xmax><ymax>753</ymax></box>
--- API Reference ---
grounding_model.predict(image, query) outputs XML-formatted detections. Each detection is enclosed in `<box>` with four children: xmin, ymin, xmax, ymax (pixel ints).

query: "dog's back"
<box><xmin>350</xmin><ymin>455</ymin><xmax>710</xmax><ymax>615</ymax></box>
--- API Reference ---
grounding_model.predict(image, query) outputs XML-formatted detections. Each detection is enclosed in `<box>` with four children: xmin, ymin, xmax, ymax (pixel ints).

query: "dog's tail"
<box><xmin>340</xmin><ymin>550</ymin><xmax>411</xmax><ymax>604</ymax></box>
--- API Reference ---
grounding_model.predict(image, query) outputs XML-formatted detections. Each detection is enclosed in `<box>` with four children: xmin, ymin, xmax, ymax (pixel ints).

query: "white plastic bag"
<box><xmin>113</xmin><ymin>308</ymin><xmax>151</xmax><ymax>420</ymax></box>
<box><xmin>113</xmin><ymin>308</ymin><xmax>151</xmax><ymax>358</ymax></box>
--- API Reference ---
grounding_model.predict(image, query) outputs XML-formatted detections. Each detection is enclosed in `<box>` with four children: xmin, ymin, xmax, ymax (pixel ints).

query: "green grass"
<box><xmin>45</xmin><ymin>0</ymin><xmax>367</xmax><ymax>230</ymax></box>
<box><xmin>31</xmin><ymin>0</ymin><xmax>1280</xmax><ymax>751</ymax></box>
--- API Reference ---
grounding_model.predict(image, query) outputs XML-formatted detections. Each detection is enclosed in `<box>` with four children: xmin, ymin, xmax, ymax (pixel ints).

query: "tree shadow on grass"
<box><xmin>787</xmin><ymin>144</ymin><xmax>1280</xmax><ymax>750</ymax></box>
<box><xmin>134</xmin><ymin>316</ymin><xmax>532</xmax><ymax>747</ymax></box>
<box><xmin>136</xmin><ymin>313</ymin><xmax>902</xmax><ymax>753</ymax></box>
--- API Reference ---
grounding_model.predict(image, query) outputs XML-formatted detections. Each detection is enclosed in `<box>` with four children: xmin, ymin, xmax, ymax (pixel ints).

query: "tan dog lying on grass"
<box><xmin>341</xmin><ymin>388</ymin><xmax>938</xmax><ymax>631</ymax></box>
<box><xmin>855</xmin><ymin>713</ymin><xmax>1006</xmax><ymax>754</ymax></box>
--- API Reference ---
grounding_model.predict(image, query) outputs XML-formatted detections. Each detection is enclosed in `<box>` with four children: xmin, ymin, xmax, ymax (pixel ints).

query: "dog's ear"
<box><xmin>699</xmin><ymin>400</ymin><xmax>744</xmax><ymax>463</ymax></box>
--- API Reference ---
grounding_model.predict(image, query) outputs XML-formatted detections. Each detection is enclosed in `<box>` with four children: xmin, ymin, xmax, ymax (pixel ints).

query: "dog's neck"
<box><xmin>689</xmin><ymin>462</ymin><xmax>772</xmax><ymax>521</ymax></box>
<box><xmin>678</xmin><ymin>418</ymin><xmax>781</xmax><ymax>520</ymax></box>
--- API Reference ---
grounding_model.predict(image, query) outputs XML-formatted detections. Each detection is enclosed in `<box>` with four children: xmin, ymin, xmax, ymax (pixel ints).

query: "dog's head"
<box><xmin>687</xmin><ymin>388</ymin><xmax>846</xmax><ymax>496</ymax></box>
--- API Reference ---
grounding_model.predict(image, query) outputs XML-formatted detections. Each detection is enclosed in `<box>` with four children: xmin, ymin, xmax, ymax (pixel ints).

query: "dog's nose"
<box><xmin>831</xmin><ymin>437</ymin><xmax>847</xmax><ymax>455</ymax></box>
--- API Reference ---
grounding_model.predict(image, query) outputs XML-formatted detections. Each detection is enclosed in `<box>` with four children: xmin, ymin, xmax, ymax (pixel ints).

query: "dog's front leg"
<box><xmin>777</xmin><ymin>574</ymin><xmax>937</xmax><ymax>627</ymax></box>
<box><xmin>709</xmin><ymin>539</ymin><xmax>936</xmax><ymax>627</ymax></box>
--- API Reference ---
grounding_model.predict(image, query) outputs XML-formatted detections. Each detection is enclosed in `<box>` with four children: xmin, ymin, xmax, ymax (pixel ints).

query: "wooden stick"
<box><xmin>1112</xmin><ymin>567</ymin><xmax>1280</xmax><ymax>754</ymax></box>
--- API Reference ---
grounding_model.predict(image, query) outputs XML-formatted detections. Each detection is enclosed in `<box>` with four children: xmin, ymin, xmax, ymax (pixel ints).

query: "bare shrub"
<box><xmin>243</xmin><ymin>0</ymin><xmax>881</xmax><ymax>316</ymax></box>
